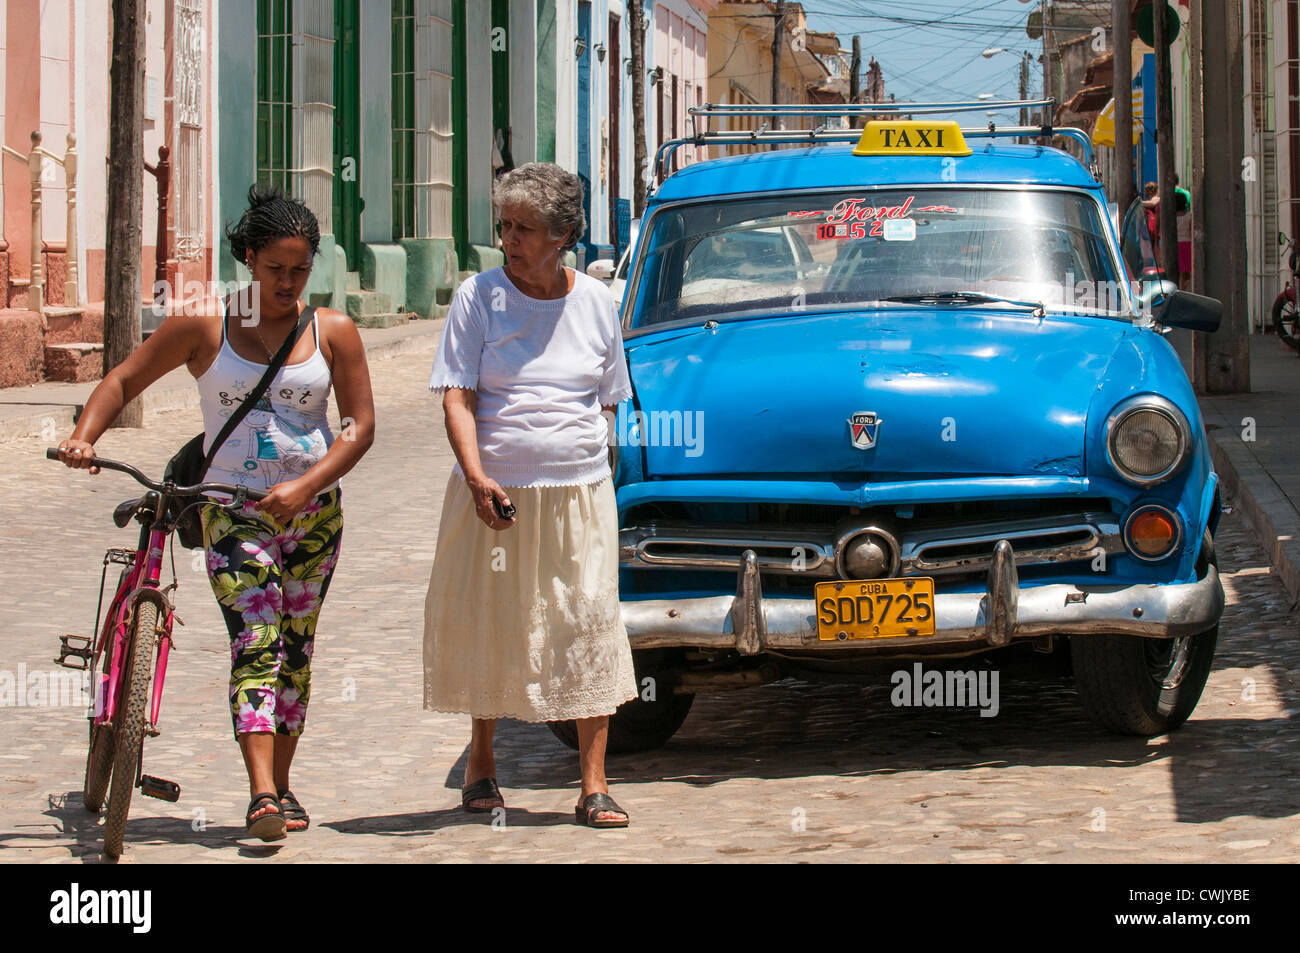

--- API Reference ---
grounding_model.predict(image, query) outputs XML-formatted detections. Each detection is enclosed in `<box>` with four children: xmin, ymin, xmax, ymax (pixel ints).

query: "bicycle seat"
<box><xmin>113</xmin><ymin>498</ymin><xmax>142</xmax><ymax>528</ymax></box>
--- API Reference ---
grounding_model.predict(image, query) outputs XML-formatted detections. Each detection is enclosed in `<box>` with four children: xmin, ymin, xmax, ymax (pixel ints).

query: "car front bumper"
<box><xmin>622</xmin><ymin>541</ymin><xmax>1224</xmax><ymax>654</ymax></box>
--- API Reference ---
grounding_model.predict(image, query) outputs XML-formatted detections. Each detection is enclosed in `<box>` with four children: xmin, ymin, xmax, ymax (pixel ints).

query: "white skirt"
<box><xmin>422</xmin><ymin>475</ymin><xmax>638</xmax><ymax>722</ymax></box>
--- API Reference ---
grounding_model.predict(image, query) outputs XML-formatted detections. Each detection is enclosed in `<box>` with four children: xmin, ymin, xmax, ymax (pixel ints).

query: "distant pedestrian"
<box><xmin>1174</xmin><ymin>174</ymin><xmax>1192</xmax><ymax>289</ymax></box>
<box><xmin>423</xmin><ymin>161</ymin><xmax>637</xmax><ymax>828</ymax></box>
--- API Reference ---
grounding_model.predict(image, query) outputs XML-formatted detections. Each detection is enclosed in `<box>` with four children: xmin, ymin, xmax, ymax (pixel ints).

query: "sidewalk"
<box><xmin>0</xmin><ymin>318</ymin><xmax>444</xmax><ymax>442</ymax></box>
<box><xmin>1200</xmin><ymin>334</ymin><xmax>1300</xmax><ymax>606</ymax></box>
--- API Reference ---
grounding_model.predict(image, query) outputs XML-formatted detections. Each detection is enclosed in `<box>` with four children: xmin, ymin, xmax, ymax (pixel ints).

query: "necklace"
<box><xmin>252</xmin><ymin>312</ymin><xmax>298</xmax><ymax>361</ymax></box>
<box><xmin>253</xmin><ymin>323</ymin><xmax>277</xmax><ymax>360</ymax></box>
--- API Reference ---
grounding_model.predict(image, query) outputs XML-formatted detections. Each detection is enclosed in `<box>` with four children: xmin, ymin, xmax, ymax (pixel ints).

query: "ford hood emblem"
<box><xmin>849</xmin><ymin>411</ymin><xmax>881</xmax><ymax>450</ymax></box>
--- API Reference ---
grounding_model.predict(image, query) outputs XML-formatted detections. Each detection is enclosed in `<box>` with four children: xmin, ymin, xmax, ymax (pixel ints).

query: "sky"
<box><xmin>800</xmin><ymin>0</ymin><xmax>1050</xmax><ymax>125</ymax></box>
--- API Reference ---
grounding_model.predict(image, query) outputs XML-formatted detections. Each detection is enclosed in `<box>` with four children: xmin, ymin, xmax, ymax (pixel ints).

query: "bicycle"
<box><xmin>48</xmin><ymin>448</ymin><xmax>264</xmax><ymax>859</ymax></box>
<box><xmin>1271</xmin><ymin>233</ymin><xmax>1299</xmax><ymax>350</ymax></box>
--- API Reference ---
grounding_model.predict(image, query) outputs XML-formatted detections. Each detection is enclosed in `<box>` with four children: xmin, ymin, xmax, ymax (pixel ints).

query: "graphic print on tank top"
<box><xmin>197</xmin><ymin>312</ymin><xmax>336</xmax><ymax>493</ymax></box>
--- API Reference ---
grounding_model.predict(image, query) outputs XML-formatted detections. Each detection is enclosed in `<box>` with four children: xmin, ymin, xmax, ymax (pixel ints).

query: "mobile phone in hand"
<box><xmin>492</xmin><ymin>497</ymin><xmax>516</xmax><ymax>520</ymax></box>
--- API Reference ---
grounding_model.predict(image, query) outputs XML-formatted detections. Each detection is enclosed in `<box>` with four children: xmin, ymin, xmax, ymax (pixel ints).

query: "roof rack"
<box><xmin>648</xmin><ymin>99</ymin><xmax>1097</xmax><ymax>188</ymax></box>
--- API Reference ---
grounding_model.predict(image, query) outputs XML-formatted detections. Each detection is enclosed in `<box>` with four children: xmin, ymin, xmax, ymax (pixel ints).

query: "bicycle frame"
<box><xmin>90</xmin><ymin>497</ymin><xmax>176</xmax><ymax>736</ymax></box>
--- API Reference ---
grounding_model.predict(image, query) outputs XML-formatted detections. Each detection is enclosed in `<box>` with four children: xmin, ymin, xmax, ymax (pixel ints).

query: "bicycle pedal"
<box><xmin>54</xmin><ymin>635</ymin><xmax>92</xmax><ymax>670</ymax></box>
<box><xmin>139</xmin><ymin>775</ymin><xmax>180</xmax><ymax>802</ymax></box>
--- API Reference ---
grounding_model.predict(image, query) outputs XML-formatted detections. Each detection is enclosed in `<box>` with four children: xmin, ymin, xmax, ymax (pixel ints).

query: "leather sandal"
<box><xmin>461</xmin><ymin>777</ymin><xmax>504</xmax><ymax>813</ymax></box>
<box><xmin>575</xmin><ymin>792</ymin><xmax>629</xmax><ymax>829</ymax></box>
<box><xmin>245</xmin><ymin>792</ymin><xmax>287</xmax><ymax>841</ymax></box>
<box><xmin>277</xmin><ymin>789</ymin><xmax>309</xmax><ymax>832</ymax></box>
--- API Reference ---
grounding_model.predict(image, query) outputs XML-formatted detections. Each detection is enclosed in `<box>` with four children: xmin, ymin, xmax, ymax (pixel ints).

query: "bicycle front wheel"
<box><xmin>102</xmin><ymin>601</ymin><xmax>158</xmax><ymax>859</ymax></box>
<box><xmin>1272</xmin><ymin>292</ymin><xmax>1299</xmax><ymax>349</ymax></box>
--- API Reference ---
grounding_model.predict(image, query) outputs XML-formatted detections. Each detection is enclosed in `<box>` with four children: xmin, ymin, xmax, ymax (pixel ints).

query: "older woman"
<box><xmin>424</xmin><ymin>162</ymin><xmax>637</xmax><ymax>828</ymax></box>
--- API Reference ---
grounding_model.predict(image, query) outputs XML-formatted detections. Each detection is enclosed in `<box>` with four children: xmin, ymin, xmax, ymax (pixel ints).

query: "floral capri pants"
<box><xmin>201</xmin><ymin>489</ymin><xmax>343</xmax><ymax>738</ymax></box>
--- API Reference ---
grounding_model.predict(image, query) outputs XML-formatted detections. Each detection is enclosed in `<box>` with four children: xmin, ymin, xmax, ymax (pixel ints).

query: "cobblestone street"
<box><xmin>1</xmin><ymin>349</ymin><xmax>1297</xmax><ymax>863</ymax></box>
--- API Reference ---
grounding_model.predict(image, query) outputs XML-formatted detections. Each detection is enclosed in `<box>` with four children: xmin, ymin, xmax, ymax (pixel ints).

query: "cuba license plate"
<box><xmin>814</xmin><ymin>577</ymin><xmax>936</xmax><ymax>641</ymax></box>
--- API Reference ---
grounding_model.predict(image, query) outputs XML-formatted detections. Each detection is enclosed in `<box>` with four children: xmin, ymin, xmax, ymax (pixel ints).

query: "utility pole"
<box><xmin>771</xmin><ymin>1</ymin><xmax>785</xmax><ymax>129</ymax></box>
<box><xmin>1019</xmin><ymin>51</ymin><xmax>1030</xmax><ymax>143</ymax></box>
<box><xmin>849</xmin><ymin>34</ymin><xmax>861</xmax><ymax>124</ymax></box>
<box><xmin>104</xmin><ymin>0</ymin><xmax>145</xmax><ymax>428</ymax></box>
<box><xmin>1192</xmin><ymin>0</ymin><xmax>1249</xmax><ymax>393</ymax></box>
<box><xmin>1154</xmin><ymin>1</ymin><xmax>1178</xmax><ymax>285</ymax></box>
<box><xmin>1114</xmin><ymin>0</ymin><xmax>1135</xmax><ymax>213</ymax></box>
<box><xmin>630</xmin><ymin>1</ymin><xmax>647</xmax><ymax>216</ymax></box>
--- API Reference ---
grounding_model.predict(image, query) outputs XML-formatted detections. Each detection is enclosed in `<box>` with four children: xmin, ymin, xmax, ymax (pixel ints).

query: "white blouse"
<box><xmin>428</xmin><ymin>267</ymin><xmax>633</xmax><ymax>488</ymax></box>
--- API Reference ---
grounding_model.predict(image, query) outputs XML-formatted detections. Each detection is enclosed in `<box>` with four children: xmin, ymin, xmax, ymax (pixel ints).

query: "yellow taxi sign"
<box><xmin>852</xmin><ymin>120</ymin><xmax>972</xmax><ymax>157</ymax></box>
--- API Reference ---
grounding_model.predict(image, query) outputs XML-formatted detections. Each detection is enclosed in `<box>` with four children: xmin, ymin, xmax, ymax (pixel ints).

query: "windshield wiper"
<box><xmin>881</xmin><ymin>291</ymin><xmax>1045</xmax><ymax>313</ymax></box>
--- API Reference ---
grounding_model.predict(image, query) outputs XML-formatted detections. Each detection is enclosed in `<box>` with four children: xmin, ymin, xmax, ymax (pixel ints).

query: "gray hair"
<box><xmin>493</xmin><ymin>162</ymin><xmax>587</xmax><ymax>252</ymax></box>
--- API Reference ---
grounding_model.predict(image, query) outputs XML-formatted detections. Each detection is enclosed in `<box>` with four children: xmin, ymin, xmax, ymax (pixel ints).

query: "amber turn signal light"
<box><xmin>1127</xmin><ymin>507</ymin><xmax>1178</xmax><ymax>558</ymax></box>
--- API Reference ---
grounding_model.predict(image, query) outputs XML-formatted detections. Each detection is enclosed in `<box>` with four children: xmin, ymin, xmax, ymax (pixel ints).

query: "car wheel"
<box><xmin>1070</xmin><ymin>538</ymin><xmax>1219</xmax><ymax>735</ymax></box>
<box><xmin>546</xmin><ymin>650</ymin><xmax>695</xmax><ymax>754</ymax></box>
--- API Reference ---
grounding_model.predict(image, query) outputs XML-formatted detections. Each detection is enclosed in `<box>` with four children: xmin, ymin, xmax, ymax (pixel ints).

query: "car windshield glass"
<box><xmin>629</xmin><ymin>188</ymin><xmax>1128</xmax><ymax>328</ymax></box>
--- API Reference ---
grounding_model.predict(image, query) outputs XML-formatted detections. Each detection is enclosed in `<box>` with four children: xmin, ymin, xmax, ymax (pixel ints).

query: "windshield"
<box><xmin>628</xmin><ymin>188</ymin><xmax>1129</xmax><ymax>328</ymax></box>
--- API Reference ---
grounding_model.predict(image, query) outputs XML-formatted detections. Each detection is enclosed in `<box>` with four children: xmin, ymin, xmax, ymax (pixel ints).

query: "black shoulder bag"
<box><xmin>165</xmin><ymin>306</ymin><xmax>316</xmax><ymax>548</ymax></box>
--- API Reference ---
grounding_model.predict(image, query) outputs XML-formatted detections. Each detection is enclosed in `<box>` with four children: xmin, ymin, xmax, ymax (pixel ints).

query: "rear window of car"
<box><xmin>628</xmin><ymin>188</ymin><xmax>1128</xmax><ymax>329</ymax></box>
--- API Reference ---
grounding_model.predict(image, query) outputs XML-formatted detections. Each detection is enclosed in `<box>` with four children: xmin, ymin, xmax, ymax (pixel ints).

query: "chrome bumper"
<box><xmin>622</xmin><ymin>543</ymin><xmax>1224</xmax><ymax>654</ymax></box>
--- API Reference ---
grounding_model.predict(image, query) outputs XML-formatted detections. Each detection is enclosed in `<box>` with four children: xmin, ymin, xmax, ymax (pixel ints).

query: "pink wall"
<box><xmin>5</xmin><ymin>0</ymin><xmax>40</xmax><ymax>280</ymax></box>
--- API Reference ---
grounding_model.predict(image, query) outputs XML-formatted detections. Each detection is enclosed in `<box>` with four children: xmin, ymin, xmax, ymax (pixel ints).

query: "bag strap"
<box><xmin>200</xmin><ymin>305</ymin><xmax>317</xmax><ymax>475</ymax></box>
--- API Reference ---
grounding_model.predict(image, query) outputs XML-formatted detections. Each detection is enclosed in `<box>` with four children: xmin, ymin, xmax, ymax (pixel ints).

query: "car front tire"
<box><xmin>546</xmin><ymin>650</ymin><xmax>695</xmax><ymax>753</ymax></box>
<box><xmin>1070</xmin><ymin>536</ymin><xmax>1219</xmax><ymax>735</ymax></box>
<box><xmin>1070</xmin><ymin>625</ymin><xmax>1218</xmax><ymax>735</ymax></box>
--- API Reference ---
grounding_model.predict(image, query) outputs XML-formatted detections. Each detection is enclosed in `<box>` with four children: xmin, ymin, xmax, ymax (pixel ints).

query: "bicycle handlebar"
<box><xmin>46</xmin><ymin>448</ymin><xmax>269</xmax><ymax>502</ymax></box>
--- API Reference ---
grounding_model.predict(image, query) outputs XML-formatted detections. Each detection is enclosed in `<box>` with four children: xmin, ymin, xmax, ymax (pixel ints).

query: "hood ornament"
<box><xmin>848</xmin><ymin>411</ymin><xmax>881</xmax><ymax>450</ymax></box>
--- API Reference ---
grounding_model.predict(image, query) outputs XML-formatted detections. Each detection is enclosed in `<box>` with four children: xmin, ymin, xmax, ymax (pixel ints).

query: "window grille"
<box><xmin>174</xmin><ymin>0</ymin><xmax>204</xmax><ymax>261</ymax></box>
<box><xmin>393</xmin><ymin>0</ymin><xmax>453</xmax><ymax>239</ymax></box>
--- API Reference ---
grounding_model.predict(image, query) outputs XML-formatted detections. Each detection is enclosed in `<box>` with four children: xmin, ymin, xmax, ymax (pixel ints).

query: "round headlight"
<box><xmin>1106</xmin><ymin>396</ymin><xmax>1190</xmax><ymax>485</ymax></box>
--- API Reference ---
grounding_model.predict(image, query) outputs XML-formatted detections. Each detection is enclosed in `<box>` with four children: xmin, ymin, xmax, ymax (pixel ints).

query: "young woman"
<box><xmin>56</xmin><ymin>186</ymin><xmax>375</xmax><ymax>840</ymax></box>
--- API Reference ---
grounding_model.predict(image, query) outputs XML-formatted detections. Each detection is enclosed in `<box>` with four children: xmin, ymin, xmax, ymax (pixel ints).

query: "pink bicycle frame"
<box><xmin>92</xmin><ymin>525</ymin><xmax>175</xmax><ymax>731</ymax></box>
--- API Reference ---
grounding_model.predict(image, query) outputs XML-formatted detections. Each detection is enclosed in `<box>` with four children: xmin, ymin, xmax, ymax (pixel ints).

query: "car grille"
<box><xmin>620</xmin><ymin>500</ymin><xmax>1122</xmax><ymax>580</ymax></box>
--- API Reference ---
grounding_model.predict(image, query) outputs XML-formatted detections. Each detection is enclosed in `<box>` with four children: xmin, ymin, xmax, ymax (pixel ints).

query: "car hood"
<box><xmin>624</xmin><ymin>309</ymin><xmax>1125</xmax><ymax>479</ymax></box>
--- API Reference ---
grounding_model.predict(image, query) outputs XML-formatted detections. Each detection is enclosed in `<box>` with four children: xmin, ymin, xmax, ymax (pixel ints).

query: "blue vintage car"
<box><xmin>551</xmin><ymin>104</ymin><xmax>1225</xmax><ymax>753</ymax></box>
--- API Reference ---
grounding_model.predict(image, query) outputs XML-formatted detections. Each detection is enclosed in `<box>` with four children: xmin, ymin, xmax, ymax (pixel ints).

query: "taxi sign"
<box><xmin>852</xmin><ymin>120</ymin><xmax>972</xmax><ymax>158</ymax></box>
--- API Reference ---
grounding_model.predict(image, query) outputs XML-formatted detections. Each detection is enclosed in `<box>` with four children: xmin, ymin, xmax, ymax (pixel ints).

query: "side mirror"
<box><xmin>1135</xmin><ymin>275</ymin><xmax>1178</xmax><ymax>313</ymax></box>
<box><xmin>1153</xmin><ymin>290</ymin><xmax>1223</xmax><ymax>332</ymax></box>
<box><xmin>586</xmin><ymin>259</ymin><xmax>615</xmax><ymax>281</ymax></box>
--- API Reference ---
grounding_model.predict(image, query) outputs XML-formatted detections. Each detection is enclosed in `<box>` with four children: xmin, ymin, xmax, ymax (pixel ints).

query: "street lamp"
<box><xmin>982</xmin><ymin>47</ymin><xmax>1035</xmax><ymax>139</ymax></box>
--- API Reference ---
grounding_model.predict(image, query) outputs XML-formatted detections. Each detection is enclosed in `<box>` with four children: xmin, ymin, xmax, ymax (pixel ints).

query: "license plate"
<box><xmin>814</xmin><ymin>577</ymin><xmax>936</xmax><ymax>641</ymax></box>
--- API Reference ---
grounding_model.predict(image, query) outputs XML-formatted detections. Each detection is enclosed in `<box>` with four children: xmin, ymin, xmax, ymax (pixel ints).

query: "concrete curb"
<box><xmin>0</xmin><ymin>319</ymin><xmax>444</xmax><ymax>444</ymax></box>
<box><xmin>1209</xmin><ymin>428</ymin><xmax>1300</xmax><ymax>605</ymax></box>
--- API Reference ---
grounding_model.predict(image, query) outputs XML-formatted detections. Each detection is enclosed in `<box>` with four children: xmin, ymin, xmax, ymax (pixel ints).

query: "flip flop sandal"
<box><xmin>277</xmin><ymin>789</ymin><xmax>310</xmax><ymax>832</ymax></box>
<box><xmin>245</xmin><ymin>792</ymin><xmax>287</xmax><ymax>842</ymax></box>
<box><xmin>575</xmin><ymin>792</ymin><xmax>629</xmax><ymax>829</ymax></box>
<box><xmin>461</xmin><ymin>777</ymin><xmax>505</xmax><ymax>813</ymax></box>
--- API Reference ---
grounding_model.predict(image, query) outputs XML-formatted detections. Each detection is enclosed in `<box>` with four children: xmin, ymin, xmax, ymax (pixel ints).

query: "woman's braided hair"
<box><xmin>225</xmin><ymin>184</ymin><xmax>321</xmax><ymax>265</ymax></box>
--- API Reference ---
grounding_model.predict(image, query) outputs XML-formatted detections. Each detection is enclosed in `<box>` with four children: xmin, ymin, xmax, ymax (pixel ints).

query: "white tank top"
<box><xmin>195</xmin><ymin>306</ymin><xmax>337</xmax><ymax>493</ymax></box>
